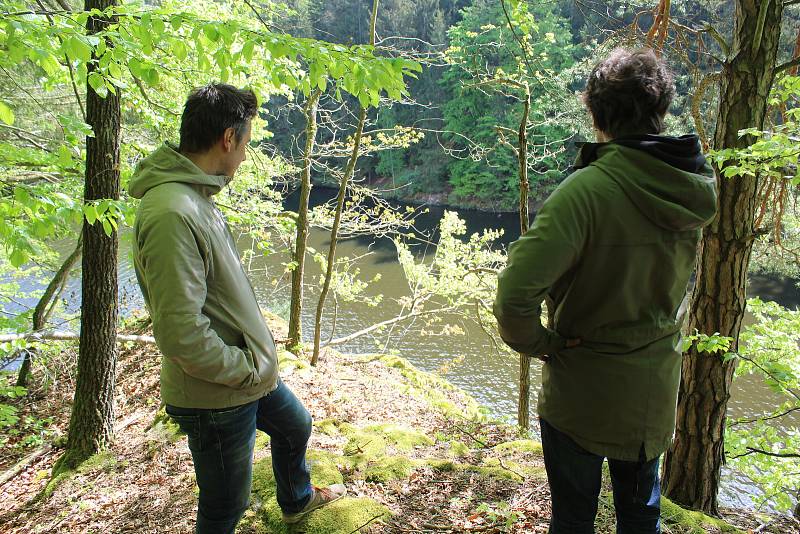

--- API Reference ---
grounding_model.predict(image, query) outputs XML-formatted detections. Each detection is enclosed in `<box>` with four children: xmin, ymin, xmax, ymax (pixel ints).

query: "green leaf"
<box><xmin>145</xmin><ymin>68</ymin><xmax>160</xmax><ymax>87</ymax></box>
<box><xmin>88</xmin><ymin>72</ymin><xmax>107</xmax><ymax>97</ymax></box>
<box><xmin>68</xmin><ymin>36</ymin><xmax>92</xmax><ymax>63</ymax></box>
<box><xmin>84</xmin><ymin>204</ymin><xmax>98</xmax><ymax>225</ymax></box>
<box><xmin>102</xmin><ymin>218</ymin><xmax>113</xmax><ymax>236</ymax></box>
<box><xmin>13</xmin><ymin>187</ymin><xmax>30</xmax><ymax>204</ymax></box>
<box><xmin>357</xmin><ymin>91</ymin><xmax>370</xmax><ymax>109</ymax></box>
<box><xmin>173</xmin><ymin>41</ymin><xmax>188</xmax><ymax>61</ymax></box>
<box><xmin>9</xmin><ymin>248</ymin><xmax>28</xmax><ymax>268</ymax></box>
<box><xmin>0</xmin><ymin>101</ymin><xmax>15</xmax><ymax>125</ymax></box>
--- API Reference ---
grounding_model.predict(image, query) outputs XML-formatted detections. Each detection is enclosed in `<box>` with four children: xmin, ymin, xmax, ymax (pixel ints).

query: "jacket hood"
<box><xmin>128</xmin><ymin>142</ymin><xmax>229</xmax><ymax>199</ymax></box>
<box><xmin>575</xmin><ymin>134</ymin><xmax>717</xmax><ymax>231</ymax></box>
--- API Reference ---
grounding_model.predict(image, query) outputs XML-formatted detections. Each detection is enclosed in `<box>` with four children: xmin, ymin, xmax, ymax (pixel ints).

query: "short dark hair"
<box><xmin>178</xmin><ymin>83</ymin><xmax>258</xmax><ymax>153</ymax></box>
<box><xmin>582</xmin><ymin>48</ymin><xmax>675</xmax><ymax>138</ymax></box>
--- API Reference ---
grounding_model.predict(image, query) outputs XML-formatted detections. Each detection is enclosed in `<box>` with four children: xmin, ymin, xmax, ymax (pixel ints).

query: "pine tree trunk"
<box><xmin>287</xmin><ymin>90</ymin><xmax>321</xmax><ymax>350</ymax></box>
<box><xmin>661</xmin><ymin>0</ymin><xmax>784</xmax><ymax>514</ymax></box>
<box><xmin>61</xmin><ymin>0</ymin><xmax>120</xmax><ymax>469</ymax></box>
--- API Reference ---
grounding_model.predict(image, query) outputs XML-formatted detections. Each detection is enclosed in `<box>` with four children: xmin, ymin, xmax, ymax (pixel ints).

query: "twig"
<box><xmin>348</xmin><ymin>512</ymin><xmax>386</xmax><ymax>533</ymax></box>
<box><xmin>0</xmin><ymin>444</ymin><xmax>52</xmax><ymax>487</ymax></box>
<box><xmin>498</xmin><ymin>458</ymin><xmax>525</xmax><ymax>480</ymax></box>
<box><xmin>730</xmin><ymin>447</ymin><xmax>800</xmax><ymax>459</ymax></box>
<box><xmin>451</xmin><ymin>423</ymin><xmax>487</xmax><ymax>448</ymax></box>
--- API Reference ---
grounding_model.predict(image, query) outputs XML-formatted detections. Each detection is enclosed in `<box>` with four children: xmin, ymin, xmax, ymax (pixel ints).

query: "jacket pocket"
<box><xmin>243</xmin><ymin>332</ymin><xmax>276</xmax><ymax>386</ymax></box>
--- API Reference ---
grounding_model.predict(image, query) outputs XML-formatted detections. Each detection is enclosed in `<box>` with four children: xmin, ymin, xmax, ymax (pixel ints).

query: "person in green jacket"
<box><xmin>130</xmin><ymin>84</ymin><xmax>345</xmax><ymax>533</ymax></box>
<box><xmin>493</xmin><ymin>49</ymin><xmax>717</xmax><ymax>533</ymax></box>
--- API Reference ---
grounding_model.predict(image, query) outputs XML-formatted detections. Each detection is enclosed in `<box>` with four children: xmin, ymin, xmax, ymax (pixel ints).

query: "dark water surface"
<box><xmin>6</xmin><ymin>186</ymin><xmax>800</xmax><ymax>512</ymax></box>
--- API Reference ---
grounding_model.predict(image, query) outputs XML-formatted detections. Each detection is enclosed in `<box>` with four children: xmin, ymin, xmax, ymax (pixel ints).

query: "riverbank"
<box><xmin>1</xmin><ymin>315</ymin><xmax>796</xmax><ymax>533</ymax></box>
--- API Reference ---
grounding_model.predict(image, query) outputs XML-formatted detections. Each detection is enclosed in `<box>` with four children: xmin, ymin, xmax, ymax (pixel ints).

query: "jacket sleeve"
<box><xmin>493</xmin><ymin>183</ymin><xmax>587</xmax><ymax>356</ymax></box>
<box><xmin>136</xmin><ymin>212</ymin><xmax>261</xmax><ymax>389</ymax></box>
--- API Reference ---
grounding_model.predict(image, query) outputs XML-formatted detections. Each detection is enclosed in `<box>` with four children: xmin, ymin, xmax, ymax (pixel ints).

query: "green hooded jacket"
<box><xmin>493</xmin><ymin>135</ymin><xmax>717</xmax><ymax>461</ymax></box>
<box><xmin>129</xmin><ymin>143</ymin><xmax>278</xmax><ymax>409</ymax></box>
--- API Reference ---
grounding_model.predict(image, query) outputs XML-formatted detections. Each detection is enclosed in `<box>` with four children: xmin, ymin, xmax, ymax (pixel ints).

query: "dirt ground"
<box><xmin>1</xmin><ymin>317</ymin><xmax>797</xmax><ymax>533</ymax></box>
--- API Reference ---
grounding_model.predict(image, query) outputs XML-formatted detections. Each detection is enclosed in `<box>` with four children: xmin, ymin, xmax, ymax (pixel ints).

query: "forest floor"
<box><xmin>1</xmin><ymin>314</ymin><xmax>798</xmax><ymax>534</ymax></box>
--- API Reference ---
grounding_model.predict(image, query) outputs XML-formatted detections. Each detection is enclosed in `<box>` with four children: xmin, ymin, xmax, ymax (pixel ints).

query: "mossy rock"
<box><xmin>251</xmin><ymin>455</ymin><xmax>390</xmax><ymax>533</ymax></box>
<box><xmin>306</xmin><ymin>450</ymin><xmax>346</xmax><ymax>486</ymax></box>
<box><xmin>278</xmin><ymin>349</ymin><xmax>310</xmax><ymax>372</ymax></box>
<box><xmin>660</xmin><ymin>498</ymin><xmax>744</xmax><ymax>533</ymax></box>
<box><xmin>362</xmin><ymin>455</ymin><xmax>417</xmax><ymax>483</ymax></box>
<box><xmin>426</xmin><ymin>459</ymin><xmax>457</xmax><ymax>472</ymax></box>
<box><xmin>362</xmin><ymin>423</ymin><xmax>434</xmax><ymax>451</ymax></box>
<box><xmin>314</xmin><ymin>418</ymin><xmax>341</xmax><ymax>436</ymax></box>
<box><xmin>480</xmin><ymin>457</ymin><xmax>546</xmax><ymax>481</ymax></box>
<box><xmin>447</xmin><ymin>440</ymin><xmax>470</xmax><ymax>458</ymax></box>
<box><xmin>492</xmin><ymin>439</ymin><xmax>543</xmax><ymax>456</ymax></box>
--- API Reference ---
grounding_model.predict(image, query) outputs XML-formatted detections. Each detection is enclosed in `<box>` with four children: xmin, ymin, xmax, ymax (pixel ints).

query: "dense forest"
<box><xmin>1</xmin><ymin>0</ymin><xmax>800</xmax><ymax>531</ymax></box>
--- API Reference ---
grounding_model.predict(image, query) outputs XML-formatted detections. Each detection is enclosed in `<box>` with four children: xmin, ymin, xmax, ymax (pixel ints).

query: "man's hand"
<box><xmin>535</xmin><ymin>338</ymin><xmax>581</xmax><ymax>363</ymax></box>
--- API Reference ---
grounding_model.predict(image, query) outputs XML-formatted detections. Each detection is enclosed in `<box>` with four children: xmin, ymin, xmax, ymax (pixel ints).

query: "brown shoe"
<box><xmin>281</xmin><ymin>484</ymin><xmax>347</xmax><ymax>524</ymax></box>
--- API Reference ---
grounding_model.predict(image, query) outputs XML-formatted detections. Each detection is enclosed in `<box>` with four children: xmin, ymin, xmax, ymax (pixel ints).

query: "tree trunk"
<box><xmin>16</xmin><ymin>235</ymin><xmax>82</xmax><ymax>388</ymax></box>
<box><xmin>287</xmin><ymin>90</ymin><xmax>321</xmax><ymax>350</ymax></box>
<box><xmin>61</xmin><ymin>0</ymin><xmax>121</xmax><ymax>470</ymax></box>
<box><xmin>311</xmin><ymin>0</ymin><xmax>378</xmax><ymax>366</ymax></box>
<box><xmin>661</xmin><ymin>0</ymin><xmax>784</xmax><ymax>514</ymax></box>
<box><xmin>516</xmin><ymin>86</ymin><xmax>532</xmax><ymax>430</ymax></box>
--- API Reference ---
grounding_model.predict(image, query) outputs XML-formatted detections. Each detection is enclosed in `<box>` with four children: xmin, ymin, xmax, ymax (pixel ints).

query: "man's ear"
<box><xmin>222</xmin><ymin>127</ymin><xmax>236</xmax><ymax>152</ymax></box>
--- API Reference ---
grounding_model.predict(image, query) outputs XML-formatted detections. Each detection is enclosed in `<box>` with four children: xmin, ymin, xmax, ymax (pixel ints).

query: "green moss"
<box><xmin>314</xmin><ymin>418</ymin><xmax>341</xmax><ymax>436</ymax></box>
<box><xmin>363</xmin><ymin>423</ymin><xmax>434</xmax><ymax>451</ymax></box>
<box><xmin>149</xmin><ymin>405</ymin><xmax>183</xmax><ymax>442</ymax></box>
<box><xmin>481</xmin><ymin>457</ymin><xmax>546</xmax><ymax>481</ymax></box>
<box><xmin>278</xmin><ymin>349</ymin><xmax>310</xmax><ymax>372</ymax></box>
<box><xmin>660</xmin><ymin>498</ymin><xmax>744</xmax><ymax>533</ymax></box>
<box><xmin>251</xmin><ymin>455</ymin><xmax>391</xmax><ymax>533</ymax></box>
<box><xmin>492</xmin><ymin>440</ymin><xmax>543</xmax><ymax>456</ymax></box>
<box><xmin>448</xmin><ymin>440</ymin><xmax>470</xmax><ymax>458</ymax></box>
<box><xmin>77</xmin><ymin>450</ymin><xmax>118</xmax><ymax>474</ymax></box>
<box><xmin>254</xmin><ymin>432</ymin><xmax>271</xmax><ymax>449</ymax></box>
<box><xmin>303</xmin><ymin>498</ymin><xmax>390</xmax><ymax>534</ymax></box>
<box><xmin>363</xmin><ymin>456</ymin><xmax>417</xmax><ymax>483</ymax></box>
<box><xmin>427</xmin><ymin>459</ymin><xmax>457</xmax><ymax>471</ymax></box>
<box><xmin>306</xmin><ymin>450</ymin><xmax>345</xmax><ymax>486</ymax></box>
<box><xmin>42</xmin><ymin>469</ymin><xmax>71</xmax><ymax>499</ymax></box>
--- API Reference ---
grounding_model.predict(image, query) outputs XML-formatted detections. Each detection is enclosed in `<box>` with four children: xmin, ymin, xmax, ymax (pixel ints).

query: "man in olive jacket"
<box><xmin>494</xmin><ymin>50</ymin><xmax>717</xmax><ymax>533</ymax></box>
<box><xmin>130</xmin><ymin>84</ymin><xmax>344</xmax><ymax>533</ymax></box>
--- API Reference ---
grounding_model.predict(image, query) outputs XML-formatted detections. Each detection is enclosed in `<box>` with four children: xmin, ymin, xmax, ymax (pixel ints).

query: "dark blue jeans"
<box><xmin>166</xmin><ymin>379</ymin><xmax>313</xmax><ymax>534</ymax></box>
<box><xmin>540</xmin><ymin>418</ymin><xmax>661</xmax><ymax>534</ymax></box>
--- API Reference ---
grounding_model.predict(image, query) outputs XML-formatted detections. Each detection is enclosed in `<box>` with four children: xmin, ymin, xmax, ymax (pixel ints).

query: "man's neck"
<box><xmin>181</xmin><ymin>149</ymin><xmax>223</xmax><ymax>176</ymax></box>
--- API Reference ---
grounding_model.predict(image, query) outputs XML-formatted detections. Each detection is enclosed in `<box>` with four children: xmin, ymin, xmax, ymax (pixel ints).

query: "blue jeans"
<box><xmin>540</xmin><ymin>418</ymin><xmax>661</xmax><ymax>534</ymax></box>
<box><xmin>166</xmin><ymin>379</ymin><xmax>313</xmax><ymax>534</ymax></box>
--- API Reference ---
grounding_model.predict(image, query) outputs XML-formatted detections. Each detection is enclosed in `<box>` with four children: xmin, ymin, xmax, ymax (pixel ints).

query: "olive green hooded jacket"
<box><xmin>493</xmin><ymin>135</ymin><xmax>717</xmax><ymax>461</ymax></box>
<box><xmin>129</xmin><ymin>143</ymin><xmax>278</xmax><ymax>409</ymax></box>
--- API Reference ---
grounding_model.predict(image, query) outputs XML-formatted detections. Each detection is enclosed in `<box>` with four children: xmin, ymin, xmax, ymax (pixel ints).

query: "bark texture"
<box><xmin>661</xmin><ymin>0</ymin><xmax>784</xmax><ymax>514</ymax></box>
<box><xmin>62</xmin><ymin>0</ymin><xmax>121</xmax><ymax>468</ymax></box>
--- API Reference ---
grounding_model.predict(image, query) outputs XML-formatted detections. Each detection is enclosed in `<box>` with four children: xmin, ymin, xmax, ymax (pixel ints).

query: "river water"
<box><xmin>6</xmin><ymin>186</ymin><xmax>800</xmax><ymax>512</ymax></box>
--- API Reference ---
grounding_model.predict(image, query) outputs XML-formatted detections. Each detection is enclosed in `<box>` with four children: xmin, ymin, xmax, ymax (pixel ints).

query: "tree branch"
<box><xmin>775</xmin><ymin>56</ymin><xmax>800</xmax><ymax>75</ymax></box>
<box><xmin>325</xmin><ymin>305</ymin><xmax>458</xmax><ymax>346</ymax></box>
<box><xmin>0</xmin><ymin>331</ymin><xmax>156</xmax><ymax>344</ymax></box>
<box><xmin>730</xmin><ymin>447</ymin><xmax>800</xmax><ymax>459</ymax></box>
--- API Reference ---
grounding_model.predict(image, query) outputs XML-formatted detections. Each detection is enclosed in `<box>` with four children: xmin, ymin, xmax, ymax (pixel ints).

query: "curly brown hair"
<box><xmin>583</xmin><ymin>48</ymin><xmax>675</xmax><ymax>139</ymax></box>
